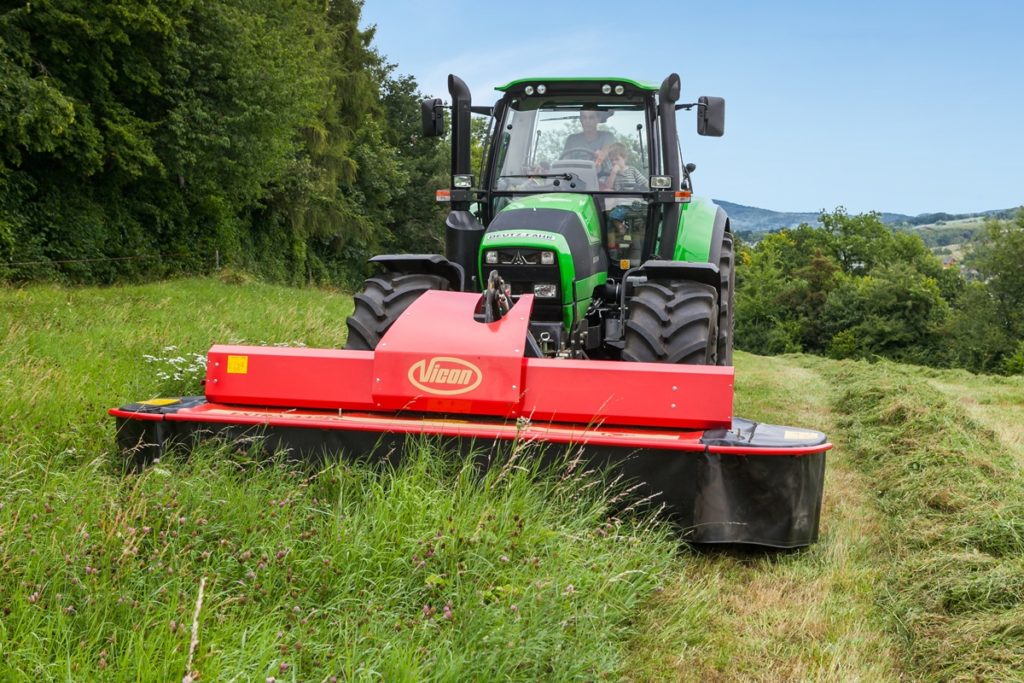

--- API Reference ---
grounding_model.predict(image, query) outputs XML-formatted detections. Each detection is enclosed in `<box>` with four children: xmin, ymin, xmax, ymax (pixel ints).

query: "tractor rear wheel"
<box><xmin>717</xmin><ymin>233</ymin><xmax>735</xmax><ymax>365</ymax></box>
<box><xmin>344</xmin><ymin>272</ymin><xmax>449</xmax><ymax>350</ymax></box>
<box><xmin>622</xmin><ymin>280</ymin><xmax>719</xmax><ymax>364</ymax></box>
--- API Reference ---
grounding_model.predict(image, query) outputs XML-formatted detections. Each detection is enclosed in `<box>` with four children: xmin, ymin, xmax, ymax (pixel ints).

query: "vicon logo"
<box><xmin>407</xmin><ymin>356</ymin><xmax>483</xmax><ymax>396</ymax></box>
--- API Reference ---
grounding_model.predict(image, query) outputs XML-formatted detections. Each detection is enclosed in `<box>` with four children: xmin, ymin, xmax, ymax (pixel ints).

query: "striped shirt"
<box><xmin>607</xmin><ymin>166</ymin><xmax>648</xmax><ymax>191</ymax></box>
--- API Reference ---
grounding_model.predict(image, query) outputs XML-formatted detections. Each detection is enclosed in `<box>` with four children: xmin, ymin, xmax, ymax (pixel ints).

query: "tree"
<box><xmin>0</xmin><ymin>0</ymin><xmax>455</xmax><ymax>286</ymax></box>
<box><xmin>938</xmin><ymin>282</ymin><xmax>1013</xmax><ymax>373</ymax></box>
<box><xmin>378</xmin><ymin>72</ymin><xmax>448</xmax><ymax>256</ymax></box>
<box><xmin>734</xmin><ymin>242</ymin><xmax>804</xmax><ymax>354</ymax></box>
<box><xmin>822</xmin><ymin>263</ymin><xmax>949</xmax><ymax>363</ymax></box>
<box><xmin>0</xmin><ymin>0</ymin><xmax>328</xmax><ymax>281</ymax></box>
<box><xmin>971</xmin><ymin>210</ymin><xmax>1024</xmax><ymax>339</ymax></box>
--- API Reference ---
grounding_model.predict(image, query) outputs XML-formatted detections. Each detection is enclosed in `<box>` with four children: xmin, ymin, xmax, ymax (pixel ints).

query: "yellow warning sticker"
<box><xmin>784</xmin><ymin>430</ymin><xmax>818</xmax><ymax>440</ymax></box>
<box><xmin>227</xmin><ymin>355</ymin><xmax>249</xmax><ymax>374</ymax></box>
<box><xmin>619</xmin><ymin>259</ymin><xmax>631</xmax><ymax>270</ymax></box>
<box><xmin>139</xmin><ymin>398</ymin><xmax>180</xmax><ymax>406</ymax></box>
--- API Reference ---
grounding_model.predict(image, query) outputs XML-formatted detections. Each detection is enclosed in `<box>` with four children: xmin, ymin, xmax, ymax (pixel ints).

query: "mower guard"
<box><xmin>111</xmin><ymin>291</ymin><xmax>830</xmax><ymax>548</ymax></box>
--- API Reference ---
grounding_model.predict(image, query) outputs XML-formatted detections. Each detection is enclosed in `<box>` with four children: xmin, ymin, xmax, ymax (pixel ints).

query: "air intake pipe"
<box><xmin>445</xmin><ymin>74</ymin><xmax>483</xmax><ymax>290</ymax></box>
<box><xmin>657</xmin><ymin>73</ymin><xmax>682</xmax><ymax>260</ymax></box>
<box><xmin>448</xmin><ymin>75</ymin><xmax>472</xmax><ymax>194</ymax></box>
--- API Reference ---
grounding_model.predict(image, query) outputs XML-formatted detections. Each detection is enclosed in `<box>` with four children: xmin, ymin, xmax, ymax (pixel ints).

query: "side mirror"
<box><xmin>420</xmin><ymin>98</ymin><xmax>445</xmax><ymax>137</ymax></box>
<box><xmin>697</xmin><ymin>96</ymin><xmax>725</xmax><ymax>137</ymax></box>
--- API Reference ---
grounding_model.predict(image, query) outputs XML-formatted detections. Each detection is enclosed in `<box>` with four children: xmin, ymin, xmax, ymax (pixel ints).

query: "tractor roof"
<box><xmin>495</xmin><ymin>77</ymin><xmax>659</xmax><ymax>92</ymax></box>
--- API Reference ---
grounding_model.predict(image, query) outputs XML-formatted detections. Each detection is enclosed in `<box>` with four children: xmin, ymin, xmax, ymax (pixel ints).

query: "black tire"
<box><xmin>622</xmin><ymin>280</ymin><xmax>719</xmax><ymax>365</ymax></box>
<box><xmin>717</xmin><ymin>233</ymin><xmax>735</xmax><ymax>365</ymax></box>
<box><xmin>344</xmin><ymin>272</ymin><xmax>449</xmax><ymax>350</ymax></box>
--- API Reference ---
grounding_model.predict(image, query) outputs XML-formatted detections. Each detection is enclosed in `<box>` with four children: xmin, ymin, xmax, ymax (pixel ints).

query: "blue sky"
<box><xmin>361</xmin><ymin>1</ymin><xmax>1023</xmax><ymax>215</ymax></box>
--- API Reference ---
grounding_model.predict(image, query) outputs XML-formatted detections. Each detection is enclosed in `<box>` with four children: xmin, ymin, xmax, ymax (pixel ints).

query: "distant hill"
<box><xmin>713</xmin><ymin>201</ymin><xmax>825</xmax><ymax>234</ymax></box>
<box><xmin>716</xmin><ymin>199</ymin><xmax>1018</xmax><ymax>240</ymax></box>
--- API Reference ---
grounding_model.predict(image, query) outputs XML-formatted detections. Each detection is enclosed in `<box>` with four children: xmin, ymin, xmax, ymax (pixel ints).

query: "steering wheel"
<box><xmin>560</xmin><ymin>147</ymin><xmax>597</xmax><ymax>161</ymax></box>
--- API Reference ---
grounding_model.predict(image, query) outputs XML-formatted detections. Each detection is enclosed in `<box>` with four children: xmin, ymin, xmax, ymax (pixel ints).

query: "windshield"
<box><xmin>494</xmin><ymin>100</ymin><xmax>650</xmax><ymax>194</ymax></box>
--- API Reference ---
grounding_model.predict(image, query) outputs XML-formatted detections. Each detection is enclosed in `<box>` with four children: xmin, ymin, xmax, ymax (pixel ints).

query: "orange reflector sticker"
<box><xmin>436</xmin><ymin>189</ymin><xmax>451</xmax><ymax>203</ymax></box>
<box><xmin>227</xmin><ymin>355</ymin><xmax>249</xmax><ymax>374</ymax></box>
<box><xmin>620</xmin><ymin>259</ymin><xmax>631</xmax><ymax>269</ymax></box>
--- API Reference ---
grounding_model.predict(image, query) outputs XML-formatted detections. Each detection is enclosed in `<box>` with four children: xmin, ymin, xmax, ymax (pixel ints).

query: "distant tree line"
<box><xmin>735</xmin><ymin>208</ymin><xmax>1024</xmax><ymax>374</ymax></box>
<box><xmin>0</xmin><ymin>0</ymin><xmax>446</xmax><ymax>286</ymax></box>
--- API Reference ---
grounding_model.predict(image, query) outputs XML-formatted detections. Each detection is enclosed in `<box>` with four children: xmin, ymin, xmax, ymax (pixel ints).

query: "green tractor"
<box><xmin>345</xmin><ymin>74</ymin><xmax>733</xmax><ymax>366</ymax></box>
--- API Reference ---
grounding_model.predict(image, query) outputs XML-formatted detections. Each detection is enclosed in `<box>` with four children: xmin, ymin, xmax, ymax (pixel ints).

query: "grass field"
<box><xmin>2</xmin><ymin>279</ymin><xmax>1022</xmax><ymax>681</ymax></box>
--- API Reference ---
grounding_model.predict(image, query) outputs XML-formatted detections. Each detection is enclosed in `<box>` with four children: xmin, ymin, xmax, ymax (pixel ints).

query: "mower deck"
<box><xmin>110</xmin><ymin>291</ymin><xmax>830</xmax><ymax>548</ymax></box>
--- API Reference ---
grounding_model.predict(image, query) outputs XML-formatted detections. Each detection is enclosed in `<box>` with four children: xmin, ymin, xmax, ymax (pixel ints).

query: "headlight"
<box><xmin>614</xmin><ymin>84</ymin><xmax>625</xmax><ymax>95</ymax></box>
<box><xmin>540</xmin><ymin>251</ymin><xmax>555</xmax><ymax>265</ymax></box>
<box><xmin>524</xmin><ymin>85</ymin><xmax>535</xmax><ymax>95</ymax></box>
<box><xmin>485</xmin><ymin>251</ymin><xmax>498</xmax><ymax>264</ymax></box>
<box><xmin>536</xmin><ymin>84</ymin><xmax>546</xmax><ymax>95</ymax></box>
<box><xmin>452</xmin><ymin>174</ymin><xmax>473</xmax><ymax>188</ymax></box>
<box><xmin>533</xmin><ymin>284</ymin><xmax>557</xmax><ymax>298</ymax></box>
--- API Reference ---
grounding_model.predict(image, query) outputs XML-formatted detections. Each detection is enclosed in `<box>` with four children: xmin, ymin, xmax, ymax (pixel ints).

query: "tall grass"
<box><xmin>0</xmin><ymin>279</ymin><xmax>354</xmax><ymax>455</ymax></box>
<box><xmin>0</xmin><ymin>441</ymin><xmax>681</xmax><ymax>680</ymax></box>
<box><xmin>0</xmin><ymin>279</ymin><xmax>683</xmax><ymax>681</ymax></box>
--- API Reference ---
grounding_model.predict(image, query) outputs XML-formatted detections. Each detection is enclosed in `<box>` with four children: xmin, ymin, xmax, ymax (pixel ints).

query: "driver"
<box><xmin>561</xmin><ymin>109</ymin><xmax>615</xmax><ymax>166</ymax></box>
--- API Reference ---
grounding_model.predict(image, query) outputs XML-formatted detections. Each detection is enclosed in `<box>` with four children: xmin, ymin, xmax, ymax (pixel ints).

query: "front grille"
<box><xmin>489</xmin><ymin>249</ymin><xmax>544</xmax><ymax>265</ymax></box>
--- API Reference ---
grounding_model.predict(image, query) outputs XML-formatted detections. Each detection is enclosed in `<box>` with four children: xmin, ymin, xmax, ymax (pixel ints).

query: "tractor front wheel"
<box><xmin>344</xmin><ymin>272</ymin><xmax>449</xmax><ymax>350</ymax></box>
<box><xmin>622</xmin><ymin>280</ymin><xmax>719</xmax><ymax>364</ymax></box>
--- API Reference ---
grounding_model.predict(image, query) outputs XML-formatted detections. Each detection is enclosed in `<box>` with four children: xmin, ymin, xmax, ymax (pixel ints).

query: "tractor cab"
<box><xmin>420</xmin><ymin>76</ymin><xmax>724</xmax><ymax>289</ymax></box>
<box><xmin>489</xmin><ymin>91</ymin><xmax>653</xmax><ymax>273</ymax></box>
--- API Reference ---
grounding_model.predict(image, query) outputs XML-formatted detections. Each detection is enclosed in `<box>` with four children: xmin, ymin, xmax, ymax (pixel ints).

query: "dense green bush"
<box><xmin>0</xmin><ymin>0</ymin><xmax>446</xmax><ymax>286</ymax></box>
